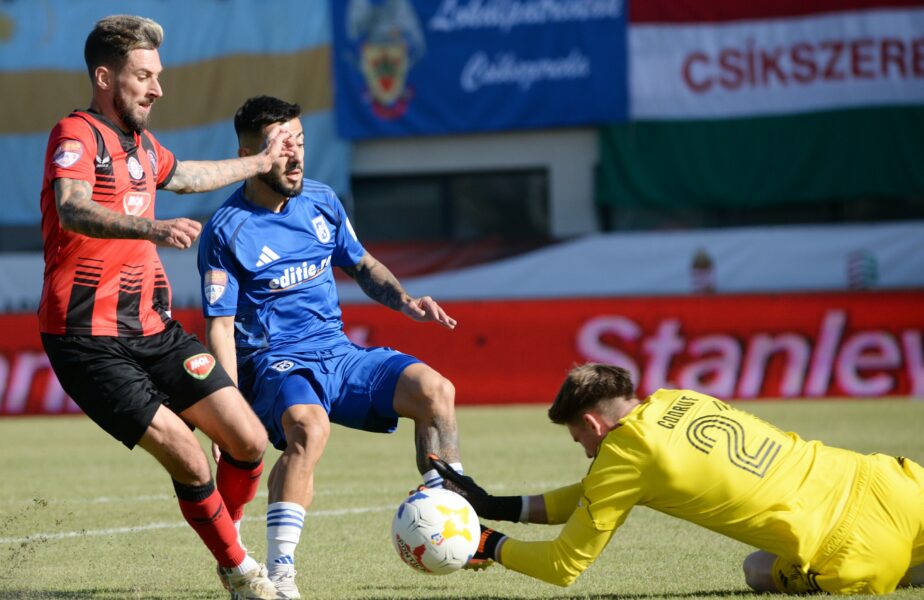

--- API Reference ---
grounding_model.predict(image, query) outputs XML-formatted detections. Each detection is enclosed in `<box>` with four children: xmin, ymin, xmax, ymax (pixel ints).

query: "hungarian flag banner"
<box><xmin>598</xmin><ymin>0</ymin><xmax>924</xmax><ymax>209</ymax></box>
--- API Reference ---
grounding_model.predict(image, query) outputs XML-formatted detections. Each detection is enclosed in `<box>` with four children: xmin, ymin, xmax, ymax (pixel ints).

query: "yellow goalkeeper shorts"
<box><xmin>772</xmin><ymin>453</ymin><xmax>924</xmax><ymax>595</ymax></box>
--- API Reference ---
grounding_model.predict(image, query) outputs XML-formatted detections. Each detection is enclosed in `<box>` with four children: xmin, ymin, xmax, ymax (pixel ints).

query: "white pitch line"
<box><xmin>3</xmin><ymin>481</ymin><xmax>566</xmax><ymax>507</ymax></box>
<box><xmin>0</xmin><ymin>505</ymin><xmax>393</xmax><ymax>546</ymax></box>
<box><xmin>78</xmin><ymin>493</ymin><xmax>174</xmax><ymax>504</ymax></box>
<box><xmin>2</xmin><ymin>488</ymin><xmax>381</xmax><ymax>508</ymax></box>
<box><xmin>0</xmin><ymin>480</ymin><xmax>571</xmax><ymax>546</ymax></box>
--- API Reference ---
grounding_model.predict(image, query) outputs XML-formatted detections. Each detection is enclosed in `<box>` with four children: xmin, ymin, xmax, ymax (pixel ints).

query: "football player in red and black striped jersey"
<box><xmin>38</xmin><ymin>14</ymin><xmax>296</xmax><ymax>600</ymax></box>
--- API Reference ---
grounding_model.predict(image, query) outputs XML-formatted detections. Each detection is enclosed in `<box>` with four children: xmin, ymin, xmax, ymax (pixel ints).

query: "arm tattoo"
<box><xmin>343</xmin><ymin>254</ymin><xmax>408</xmax><ymax>310</ymax></box>
<box><xmin>55</xmin><ymin>178</ymin><xmax>153</xmax><ymax>240</ymax></box>
<box><xmin>165</xmin><ymin>157</ymin><xmax>264</xmax><ymax>194</ymax></box>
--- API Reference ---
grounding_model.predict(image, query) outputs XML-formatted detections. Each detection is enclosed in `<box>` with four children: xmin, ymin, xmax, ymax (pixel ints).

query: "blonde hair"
<box><xmin>84</xmin><ymin>15</ymin><xmax>164</xmax><ymax>76</ymax></box>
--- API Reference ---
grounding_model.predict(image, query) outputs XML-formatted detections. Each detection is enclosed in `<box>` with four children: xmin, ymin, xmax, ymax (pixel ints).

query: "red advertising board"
<box><xmin>340</xmin><ymin>292</ymin><xmax>924</xmax><ymax>404</ymax></box>
<box><xmin>1</xmin><ymin>291</ymin><xmax>922</xmax><ymax>416</ymax></box>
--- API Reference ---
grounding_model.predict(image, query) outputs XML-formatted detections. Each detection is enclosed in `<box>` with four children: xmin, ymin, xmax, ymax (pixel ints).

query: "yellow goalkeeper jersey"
<box><xmin>502</xmin><ymin>389</ymin><xmax>866</xmax><ymax>586</ymax></box>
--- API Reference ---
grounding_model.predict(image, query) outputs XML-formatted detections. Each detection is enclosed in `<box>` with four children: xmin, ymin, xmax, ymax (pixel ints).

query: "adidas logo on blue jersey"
<box><xmin>256</xmin><ymin>245</ymin><xmax>280</xmax><ymax>267</ymax></box>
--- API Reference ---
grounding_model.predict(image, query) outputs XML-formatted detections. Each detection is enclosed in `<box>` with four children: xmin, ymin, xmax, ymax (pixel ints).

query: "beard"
<box><xmin>113</xmin><ymin>91</ymin><xmax>148</xmax><ymax>133</ymax></box>
<box><xmin>258</xmin><ymin>169</ymin><xmax>304</xmax><ymax>198</ymax></box>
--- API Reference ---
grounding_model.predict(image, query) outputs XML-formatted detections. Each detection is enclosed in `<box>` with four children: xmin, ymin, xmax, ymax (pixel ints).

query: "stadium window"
<box><xmin>350</xmin><ymin>169</ymin><xmax>549</xmax><ymax>242</ymax></box>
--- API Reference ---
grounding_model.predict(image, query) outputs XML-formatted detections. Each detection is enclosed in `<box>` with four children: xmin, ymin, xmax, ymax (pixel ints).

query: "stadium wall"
<box><xmin>2</xmin><ymin>291</ymin><xmax>921</xmax><ymax>416</ymax></box>
<box><xmin>4</xmin><ymin>220</ymin><xmax>922</xmax><ymax>312</ymax></box>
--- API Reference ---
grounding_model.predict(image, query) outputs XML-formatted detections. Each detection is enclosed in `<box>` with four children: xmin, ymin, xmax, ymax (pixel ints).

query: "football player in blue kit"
<box><xmin>197</xmin><ymin>96</ymin><xmax>464</xmax><ymax>598</ymax></box>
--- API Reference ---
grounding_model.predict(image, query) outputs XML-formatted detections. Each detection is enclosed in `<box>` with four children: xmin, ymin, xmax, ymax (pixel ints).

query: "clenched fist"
<box><xmin>150</xmin><ymin>217</ymin><xmax>202</xmax><ymax>249</ymax></box>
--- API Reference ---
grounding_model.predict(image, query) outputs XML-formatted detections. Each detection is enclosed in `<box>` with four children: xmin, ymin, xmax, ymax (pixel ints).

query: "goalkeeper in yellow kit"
<box><xmin>430</xmin><ymin>363</ymin><xmax>924</xmax><ymax>595</ymax></box>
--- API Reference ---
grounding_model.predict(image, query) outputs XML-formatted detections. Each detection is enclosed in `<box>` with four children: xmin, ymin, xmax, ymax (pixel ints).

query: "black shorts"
<box><xmin>41</xmin><ymin>320</ymin><xmax>234</xmax><ymax>449</ymax></box>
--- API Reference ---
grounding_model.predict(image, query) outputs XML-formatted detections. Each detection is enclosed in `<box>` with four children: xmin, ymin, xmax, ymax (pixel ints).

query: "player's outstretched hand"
<box><xmin>428</xmin><ymin>454</ymin><xmax>523</xmax><ymax>522</ymax></box>
<box><xmin>402</xmin><ymin>296</ymin><xmax>457</xmax><ymax>329</ymax></box>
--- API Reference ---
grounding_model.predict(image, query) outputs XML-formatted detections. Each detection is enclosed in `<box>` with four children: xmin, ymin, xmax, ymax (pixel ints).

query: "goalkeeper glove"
<box><xmin>475</xmin><ymin>524</ymin><xmax>507</xmax><ymax>562</ymax></box>
<box><xmin>428</xmin><ymin>454</ymin><xmax>525</xmax><ymax>522</ymax></box>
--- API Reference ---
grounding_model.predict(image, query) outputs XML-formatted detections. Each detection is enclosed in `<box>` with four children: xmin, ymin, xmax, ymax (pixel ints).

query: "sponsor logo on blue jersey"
<box><xmin>268</xmin><ymin>256</ymin><xmax>332</xmax><ymax>291</ymax></box>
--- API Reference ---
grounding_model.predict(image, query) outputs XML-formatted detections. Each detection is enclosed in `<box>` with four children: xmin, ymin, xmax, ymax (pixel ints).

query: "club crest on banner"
<box><xmin>312</xmin><ymin>216</ymin><xmax>332</xmax><ymax>243</ymax></box>
<box><xmin>344</xmin><ymin>0</ymin><xmax>426</xmax><ymax>119</ymax></box>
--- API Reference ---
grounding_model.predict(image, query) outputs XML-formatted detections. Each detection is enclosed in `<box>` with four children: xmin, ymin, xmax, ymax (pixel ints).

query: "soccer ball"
<box><xmin>391</xmin><ymin>487</ymin><xmax>480</xmax><ymax>575</ymax></box>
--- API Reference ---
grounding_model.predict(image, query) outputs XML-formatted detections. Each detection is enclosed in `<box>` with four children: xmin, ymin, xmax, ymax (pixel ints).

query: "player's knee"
<box><xmin>285</xmin><ymin>417</ymin><xmax>330</xmax><ymax>454</ymax></box>
<box><xmin>169</xmin><ymin>450</ymin><xmax>213</xmax><ymax>486</ymax></box>
<box><xmin>901</xmin><ymin>562</ymin><xmax>924</xmax><ymax>587</ymax></box>
<box><xmin>221</xmin><ymin>418</ymin><xmax>268</xmax><ymax>461</ymax></box>
<box><xmin>742</xmin><ymin>551</ymin><xmax>777</xmax><ymax>592</ymax></box>
<box><xmin>395</xmin><ymin>367</ymin><xmax>455</xmax><ymax>421</ymax></box>
<box><xmin>422</xmin><ymin>373</ymin><xmax>455</xmax><ymax>416</ymax></box>
<box><xmin>228</xmin><ymin>431</ymin><xmax>267</xmax><ymax>463</ymax></box>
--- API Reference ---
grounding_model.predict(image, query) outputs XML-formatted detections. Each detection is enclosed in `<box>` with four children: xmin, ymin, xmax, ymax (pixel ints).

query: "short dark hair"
<box><xmin>84</xmin><ymin>15</ymin><xmax>163</xmax><ymax>77</ymax></box>
<box><xmin>548</xmin><ymin>363</ymin><xmax>636</xmax><ymax>425</ymax></box>
<box><xmin>234</xmin><ymin>96</ymin><xmax>302</xmax><ymax>143</ymax></box>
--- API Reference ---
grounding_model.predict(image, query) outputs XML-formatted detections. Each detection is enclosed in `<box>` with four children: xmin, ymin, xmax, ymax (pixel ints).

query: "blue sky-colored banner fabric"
<box><xmin>0</xmin><ymin>0</ymin><xmax>330</xmax><ymax>71</ymax></box>
<box><xmin>0</xmin><ymin>1</ymin><xmax>348</xmax><ymax>226</ymax></box>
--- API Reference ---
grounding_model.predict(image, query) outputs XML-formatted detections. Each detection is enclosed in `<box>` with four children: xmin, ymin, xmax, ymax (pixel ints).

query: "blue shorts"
<box><xmin>239</xmin><ymin>342</ymin><xmax>420</xmax><ymax>450</ymax></box>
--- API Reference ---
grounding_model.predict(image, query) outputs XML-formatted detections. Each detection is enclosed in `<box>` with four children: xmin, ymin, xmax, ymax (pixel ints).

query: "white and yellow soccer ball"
<box><xmin>391</xmin><ymin>487</ymin><xmax>480</xmax><ymax>575</ymax></box>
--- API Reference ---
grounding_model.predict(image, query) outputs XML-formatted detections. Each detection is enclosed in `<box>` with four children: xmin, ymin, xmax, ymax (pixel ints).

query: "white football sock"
<box><xmin>422</xmin><ymin>462</ymin><xmax>464</xmax><ymax>488</ymax></box>
<box><xmin>233</xmin><ymin>519</ymin><xmax>243</xmax><ymax>547</ymax></box>
<box><xmin>266</xmin><ymin>502</ymin><xmax>305</xmax><ymax>568</ymax></box>
<box><xmin>231</xmin><ymin>554</ymin><xmax>260</xmax><ymax>575</ymax></box>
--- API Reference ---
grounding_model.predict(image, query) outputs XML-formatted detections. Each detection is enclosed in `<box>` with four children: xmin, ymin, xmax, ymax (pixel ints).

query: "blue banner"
<box><xmin>0</xmin><ymin>1</ymin><xmax>347</xmax><ymax>227</ymax></box>
<box><xmin>331</xmin><ymin>0</ymin><xmax>628</xmax><ymax>139</ymax></box>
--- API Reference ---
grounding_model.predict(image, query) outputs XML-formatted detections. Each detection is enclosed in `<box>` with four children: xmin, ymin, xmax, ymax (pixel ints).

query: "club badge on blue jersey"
<box><xmin>312</xmin><ymin>216</ymin><xmax>331</xmax><ymax>243</ymax></box>
<box><xmin>271</xmin><ymin>360</ymin><xmax>295</xmax><ymax>372</ymax></box>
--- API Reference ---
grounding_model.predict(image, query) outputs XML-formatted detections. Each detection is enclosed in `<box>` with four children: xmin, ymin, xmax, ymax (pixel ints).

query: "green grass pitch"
<box><xmin>1</xmin><ymin>400</ymin><xmax>922</xmax><ymax>599</ymax></box>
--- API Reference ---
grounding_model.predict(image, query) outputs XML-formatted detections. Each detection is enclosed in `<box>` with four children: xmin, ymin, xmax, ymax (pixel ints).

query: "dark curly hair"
<box><xmin>234</xmin><ymin>96</ymin><xmax>302</xmax><ymax>144</ymax></box>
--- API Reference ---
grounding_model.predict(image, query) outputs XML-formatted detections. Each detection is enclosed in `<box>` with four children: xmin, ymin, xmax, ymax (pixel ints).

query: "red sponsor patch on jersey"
<box><xmin>123</xmin><ymin>191</ymin><xmax>152</xmax><ymax>216</ymax></box>
<box><xmin>183</xmin><ymin>353</ymin><xmax>216</xmax><ymax>380</ymax></box>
